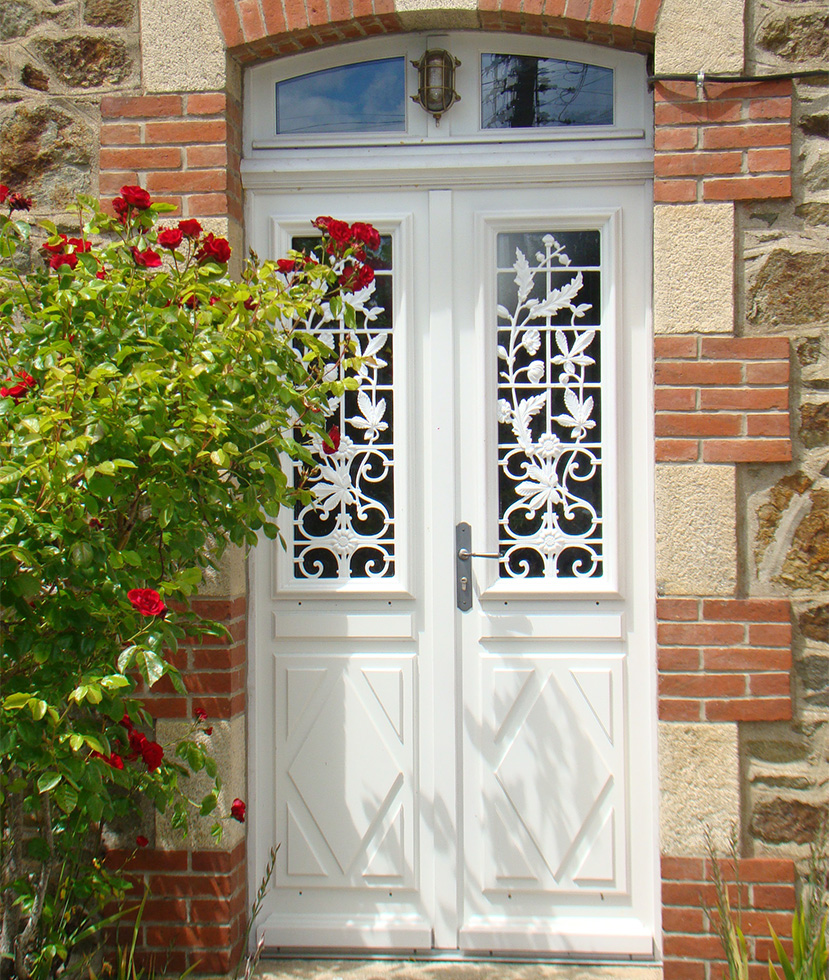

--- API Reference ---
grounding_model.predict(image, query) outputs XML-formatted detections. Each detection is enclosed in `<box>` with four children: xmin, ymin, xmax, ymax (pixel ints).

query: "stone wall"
<box><xmin>739</xmin><ymin>0</ymin><xmax>829</xmax><ymax>859</ymax></box>
<box><xmin>0</xmin><ymin>0</ymin><xmax>141</xmax><ymax>222</ymax></box>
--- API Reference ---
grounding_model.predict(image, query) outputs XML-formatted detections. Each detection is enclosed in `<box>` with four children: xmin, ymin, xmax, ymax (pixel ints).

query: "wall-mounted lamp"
<box><xmin>411</xmin><ymin>49</ymin><xmax>461</xmax><ymax>125</ymax></box>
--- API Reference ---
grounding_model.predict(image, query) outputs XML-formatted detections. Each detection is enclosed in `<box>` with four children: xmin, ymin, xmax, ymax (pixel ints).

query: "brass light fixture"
<box><xmin>411</xmin><ymin>49</ymin><xmax>461</xmax><ymax>125</ymax></box>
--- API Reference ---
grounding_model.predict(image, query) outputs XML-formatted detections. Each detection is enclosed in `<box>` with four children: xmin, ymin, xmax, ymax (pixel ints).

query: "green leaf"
<box><xmin>3</xmin><ymin>692</ymin><xmax>32</xmax><ymax>710</ymax></box>
<box><xmin>54</xmin><ymin>782</ymin><xmax>78</xmax><ymax>815</ymax></box>
<box><xmin>37</xmin><ymin>772</ymin><xmax>61</xmax><ymax>794</ymax></box>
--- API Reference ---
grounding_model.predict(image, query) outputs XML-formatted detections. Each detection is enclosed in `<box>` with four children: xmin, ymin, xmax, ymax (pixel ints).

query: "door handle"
<box><xmin>456</xmin><ymin>523</ymin><xmax>501</xmax><ymax>611</ymax></box>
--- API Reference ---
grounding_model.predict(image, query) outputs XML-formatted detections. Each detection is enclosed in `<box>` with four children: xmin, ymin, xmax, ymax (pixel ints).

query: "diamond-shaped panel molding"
<box><xmin>495</xmin><ymin>671</ymin><xmax>611</xmax><ymax>880</ymax></box>
<box><xmin>289</xmin><ymin>672</ymin><xmax>402</xmax><ymax>874</ymax></box>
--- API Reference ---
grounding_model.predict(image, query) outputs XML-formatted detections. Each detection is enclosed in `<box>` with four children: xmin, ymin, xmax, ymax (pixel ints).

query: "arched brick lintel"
<box><xmin>212</xmin><ymin>0</ymin><xmax>661</xmax><ymax>63</ymax></box>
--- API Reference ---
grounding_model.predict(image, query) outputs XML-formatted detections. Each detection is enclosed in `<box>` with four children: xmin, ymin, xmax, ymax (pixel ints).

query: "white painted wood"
<box><xmin>247</xmin><ymin>131</ymin><xmax>657</xmax><ymax>958</ymax></box>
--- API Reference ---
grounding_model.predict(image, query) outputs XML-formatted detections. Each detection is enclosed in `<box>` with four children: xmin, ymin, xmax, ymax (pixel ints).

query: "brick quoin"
<box><xmin>661</xmin><ymin>855</ymin><xmax>795</xmax><ymax>980</ymax></box>
<box><xmin>654</xmin><ymin>335</ymin><xmax>792</xmax><ymax>463</ymax></box>
<box><xmin>657</xmin><ymin>598</ymin><xmax>792</xmax><ymax>722</ymax></box>
<box><xmin>653</xmin><ymin>79</ymin><xmax>793</xmax><ymax>203</ymax></box>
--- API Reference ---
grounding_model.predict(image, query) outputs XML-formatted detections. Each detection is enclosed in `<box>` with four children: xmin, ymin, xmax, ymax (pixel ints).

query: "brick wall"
<box><xmin>655</xmin><ymin>336</ymin><xmax>792</xmax><ymax>463</ymax></box>
<box><xmin>658</xmin><ymin>598</ymin><xmax>793</xmax><ymax>721</ymax></box>
<box><xmin>662</xmin><ymin>856</ymin><xmax>796</xmax><ymax>980</ymax></box>
<box><xmin>105</xmin><ymin>841</ymin><xmax>246</xmax><ymax>972</ymax></box>
<box><xmin>654</xmin><ymin>80</ymin><xmax>793</xmax><ymax>204</ymax></box>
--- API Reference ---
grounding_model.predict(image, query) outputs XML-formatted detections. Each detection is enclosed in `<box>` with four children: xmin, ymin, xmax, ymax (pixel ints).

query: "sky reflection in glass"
<box><xmin>276</xmin><ymin>57</ymin><xmax>406</xmax><ymax>134</ymax></box>
<box><xmin>481</xmin><ymin>54</ymin><xmax>613</xmax><ymax>129</ymax></box>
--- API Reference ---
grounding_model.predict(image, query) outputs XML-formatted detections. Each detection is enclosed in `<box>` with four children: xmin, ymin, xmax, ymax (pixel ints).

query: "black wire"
<box><xmin>649</xmin><ymin>69</ymin><xmax>828</xmax><ymax>83</ymax></box>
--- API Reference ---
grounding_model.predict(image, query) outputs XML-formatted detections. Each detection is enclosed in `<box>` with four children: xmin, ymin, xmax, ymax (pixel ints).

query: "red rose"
<box><xmin>204</xmin><ymin>726</ymin><xmax>213</xmax><ymax>736</ymax></box>
<box><xmin>0</xmin><ymin>185</ymin><xmax>8</xmax><ymax>204</ymax></box>
<box><xmin>42</xmin><ymin>234</ymin><xmax>67</xmax><ymax>255</ymax></box>
<box><xmin>158</xmin><ymin>227</ymin><xmax>184</xmax><ymax>249</ymax></box>
<box><xmin>230</xmin><ymin>798</ymin><xmax>246</xmax><ymax>823</ymax></box>
<box><xmin>322</xmin><ymin>425</ymin><xmax>340</xmax><ymax>455</ymax></box>
<box><xmin>178</xmin><ymin>219</ymin><xmax>202</xmax><ymax>239</ymax></box>
<box><xmin>339</xmin><ymin>263</ymin><xmax>374</xmax><ymax>291</ymax></box>
<box><xmin>197</xmin><ymin>233</ymin><xmax>231</xmax><ymax>265</ymax></box>
<box><xmin>128</xmin><ymin>729</ymin><xmax>147</xmax><ymax>758</ymax></box>
<box><xmin>127</xmin><ymin>588</ymin><xmax>167</xmax><ymax>616</ymax></box>
<box><xmin>112</xmin><ymin>197</ymin><xmax>130</xmax><ymax>223</ymax></box>
<box><xmin>96</xmin><ymin>269</ymin><xmax>107</xmax><ymax>280</ymax></box>
<box><xmin>50</xmin><ymin>252</ymin><xmax>78</xmax><ymax>272</ymax></box>
<box><xmin>1</xmin><ymin>370</ymin><xmax>36</xmax><ymax>402</ymax></box>
<box><xmin>354</xmin><ymin>263</ymin><xmax>374</xmax><ymax>290</ymax></box>
<box><xmin>243</xmin><ymin>297</ymin><xmax>257</xmax><ymax>311</ymax></box>
<box><xmin>109</xmin><ymin>752</ymin><xmax>124</xmax><ymax>769</ymax></box>
<box><xmin>141</xmin><ymin>740</ymin><xmax>164</xmax><ymax>773</ymax></box>
<box><xmin>351</xmin><ymin>222</ymin><xmax>381</xmax><ymax>251</ymax></box>
<box><xmin>120</xmin><ymin>185</ymin><xmax>152</xmax><ymax>210</ymax></box>
<box><xmin>136</xmin><ymin>835</ymin><xmax>149</xmax><ymax>848</ymax></box>
<box><xmin>195</xmin><ymin>707</ymin><xmax>207</xmax><ymax>722</ymax></box>
<box><xmin>9</xmin><ymin>193</ymin><xmax>33</xmax><ymax>212</ymax></box>
<box><xmin>67</xmin><ymin>237</ymin><xmax>92</xmax><ymax>253</ymax></box>
<box><xmin>132</xmin><ymin>246</ymin><xmax>162</xmax><ymax>269</ymax></box>
<box><xmin>120</xmin><ymin>712</ymin><xmax>134</xmax><ymax>731</ymax></box>
<box><xmin>277</xmin><ymin>258</ymin><xmax>300</xmax><ymax>274</ymax></box>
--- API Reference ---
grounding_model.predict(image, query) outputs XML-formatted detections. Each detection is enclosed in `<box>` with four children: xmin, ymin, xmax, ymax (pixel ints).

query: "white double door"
<box><xmin>249</xmin><ymin>179</ymin><xmax>657</xmax><ymax>956</ymax></box>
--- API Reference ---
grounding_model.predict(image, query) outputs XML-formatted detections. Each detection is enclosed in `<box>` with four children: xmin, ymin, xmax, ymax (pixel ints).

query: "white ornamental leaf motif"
<box><xmin>362</xmin><ymin>332</ymin><xmax>388</xmax><ymax>369</ymax></box>
<box><xmin>497</xmin><ymin>345</ymin><xmax>509</xmax><ymax>361</ymax></box>
<box><xmin>516</xmin><ymin>459</ymin><xmax>564</xmax><ymax>514</ymax></box>
<box><xmin>513</xmin><ymin>249</ymin><xmax>534</xmax><ymax>305</ymax></box>
<box><xmin>349</xmin><ymin>390</ymin><xmax>388</xmax><ymax>441</ymax></box>
<box><xmin>552</xmin><ymin>329</ymin><xmax>595</xmax><ymax>379</ymax></box>
<box><xmin>511</xmin><ymin>393</ymin><xmax>547</xmax><ymax>452</ymax></box>
<box><xmin>527</xmin><ymin>360</ymin><xmax>545</xmax><ymax>384</ymax></box>
<box><xmin>497</xmin><ymin>304</ymin><xmax>512</xmax><ymax>320</ymax></box>
<box><xmin>311</xmin><ymin>460</ymin><xmax>358</xmax><ymax>515</ymax></box>
<box><xmin>553</xmin><ymin>388</ymin><xmax>596</xmax><ymax>440</ymax></box>
<box><xmin>533</xmin><ymin>272</ymin><xmax>584</xmax><ymax>318</ymax></box>
<box><xmin>497</xmin><ymin>398</ymin><xmax>513</xmax><ymax>423</ymax></box>
<box><xmin>522</xmin><ymin>329</ymin><xmax>541</xmax><ymax>355</ymax></box>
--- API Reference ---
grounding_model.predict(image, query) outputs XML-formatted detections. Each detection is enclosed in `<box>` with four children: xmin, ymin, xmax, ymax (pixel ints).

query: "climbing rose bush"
<box><xmin>0</xmin><ymin>188</ymin><xmax>379</xmax><ymax>978</ymax></box>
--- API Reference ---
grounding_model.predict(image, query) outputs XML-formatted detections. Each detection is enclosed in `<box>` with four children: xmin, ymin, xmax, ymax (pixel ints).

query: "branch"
<box><xmin>14</xmin><ymin>792</ymin><xmax>53</xmax><ymax>980</ymax></box>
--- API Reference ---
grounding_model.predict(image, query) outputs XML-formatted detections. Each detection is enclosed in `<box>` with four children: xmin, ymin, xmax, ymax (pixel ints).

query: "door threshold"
<box><xmin>257</xmin><ymin>959</ymin><xmax>664</xmax><ymax>980</ymax></box>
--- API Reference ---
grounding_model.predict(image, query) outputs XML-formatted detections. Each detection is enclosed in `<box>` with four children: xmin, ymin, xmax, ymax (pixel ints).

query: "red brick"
<box><xmin>663</xmin><ymin>963</ymin><xmax>706</xmax><ymax>980</ymax></box>
<box><xmin>703</xmin><ymin>175</ymin><xmax>792</xmax><ymax>201</ymax></box>
<box><xmin>702</xmin><ymin>439</ymin><xmax>793</xmax><ymax>463</ymax></box>
<box><xmin>662</xmin><ymin>855</ymin><xmax>705</xmax><ymax>880</ymax></box>
<box><xmin>752</xmin><ymin>883</ymin><xmax>796</xmax><ymax>909</ymax></box>
<box><xmin>654</xmin><ymin>100</ymin><xmax>742</xmax><ymax>126</ymax></box>
<box><xmin>655</xmin><ymin>361</ymin><xmax>743</xmax><ymax>385</ymax></box>
<box><xmin>749</xmin><ymin>98</ymin><xmax>792</xmax><ymax>120</ymax></box>
<box><xmin>100</xmin><ymin>172</ymin><xmax>138</xmax><ymax>194</ymax></box>
<box><xmin>187</xmin><ymin>93</ymin><xmax>228</xmax><ymax>116</ymax></box>
<box><xmin>657</xmin><ymin>598</ymin><xmax>700</xmax><ymax>620</ymax></box>
<box><xmin>144</xmin><ymin>696</ymin><xmax>188</xmax><ymax>717</ymax></box>
<box><xmin>703</xmin><ymin>122</ymin><xmax>791</xmax><ymax>150</ymax></box>
<box><xmin>746</xmin><ymin>360</ymin><xmax>790</xmax><ymax>383</ymax></box>
<box><xmin>664</xmin><ymin>934</ymin><xmax>724</xmax><ymax>958</ymax></box>
<box><xmin>145</xmin><ymin>120</ymin><xmax>228</xmax><ymax>145</ymax></box>
<box><xmin>655</xmin><ymin>151</ymin><xmax>742</xmax><ymax>177</ymax></box>
<box><xmin>101</xmin><ymin>147</ymin><xmax>183</xmax><ymax>170</ymax></box>
<box><xmin>260</xmin><ymin>0</ymin><xmax>287</xmax><ymax>31</ymax></box>
<box><xmin>656</xmin><ymin>413</ymin><xmax>742</xmax><ymax>437</ymax></box>
<box><xmin>612</xmin><ymin>0</ymin><xmax>636</xmax><ymax>27</ymax></box>
<box><xmin>186</xmin><ymin>145</ymin><xmax>229</xmax><ymax>168</ymax></box>
<box><xmin>749</xmin><ymin>622</ymin><xmax>792</xmax><ymax>645</ymax></box>
<box><xmin>662</xmin><ymin>906</ymin><xmax>705</xmax><ymax>933</ymax></box>
<box><xmin>659</xmin><ymin>698</ymin><xmax>702</xmax><ymax>721</ymax></box>
<box><xmin>704</xmin><ymin>697</ymin><xmax>791</xmax><ymax>721</ymax></box>
<box><xmin>703</xmin><ymin>648</ymin><xmax>791</xmax><ymax>671</ymax></box>
<box><xmin>702</xmin><ymin>598</ymin><xmax>790</xmax><ymax>621</ymax></box>
<box><xmin>101</xmin><ymin>122</ymin><xmax>142</xmax><ymax>145</ymax></box>
<box><xmin>654</xmin><ymin>179</ymin><xmax>697</xmax><ymax>203</ymax></box>
<box><xmin>145</xmin><ymin>924</ymin><xmax>232</xmax><ymax>947</ymax></box>
<box><xmin>750</xmin><ymin>672</ymin><xmax>791</xmax><ymax>697</ymax></box>
<box><xmin>706</xmin><ymin>79</ymin><xmax>792</xmax><ymax>100</ymax></box>
<box><xmin>659</xmin><ymin>647</ymin><xmax>703</xmax><ymax>670</ymax></box>
<box><xmin>700</xmin><ymin>336</ymin><xmax>789</xmax><ymax>359</ymax></box>
<box><xmin>589</xmin><ymin>0</ymin><xmax>614</xmax><ymax>23</ymax></box>
<box><xmin>115</xmin><ymin>849</ymin><xmax>189</xmax><ymax>872</ymax></box>
<box><xmin>188</xmin><ymin>193</ymin><xmax>231</xmax><ymax>216</ymax></box>
<box><xmin>212</xmin><ymin>0</ymin><xmax>246</xmax><ymax>47</ymax></box>
<box><xmin>654</xmin><ymin>127</ymin><xmax>698</xmax><ymax>151</ymax></box>
<box><xmin>655</xmin><ymin>336</ymin><xmax>698</xmax><ymax>358</ymax></box>
<box><xmin>748</xmin><ymin>147</ymin><xmax>792</xmax><ymax>172</ymax></box>
<box><xmin>633</xmin><ymin>0</ymin><xmax>660</xmax><ymax>32</ymax></box>
<box><xmin>101</xmin><ymin>95</ymin><xmax>183</xmax><ymax>119</ymax></box>
<box><xmin>658</xmin><ymin>622</ymin><xmax>745</xmax><ymax>645</ymax></box>
<box><xmin>731</xmin><ymin>857</ymin><xmax>795</xmax><ymax>883</ymax></box>
<box><xmin>700</xmin><ymin>388</ymin><xmax>788</xmax><ymax>411</ymax></box>
<box><xmin>238</xmin><ymin>0</ymin><xmax>265</xmax><ymax>38</ymax></box>
<box><xmin>656</xmin><ymin>388</ymin><xmax>697</xmax><ymax>410</ymax></box>
<box><xmin>656</xmin><ymin>439</ymin><xmax>699</xmax><ymax>461</ymax></box>
<box><xmin>654</xmin><ymin>81</ymin><xmax>698</xmax><ymax>102</ymax></box>
<box><xmin>660</xmin><ymin>673</ymin><xmax>747</xmax><ymax>697</ymax></box>
<box><xmin>746</xmin><ymin>413</ymin><xmax>790</xmax><ymax>437</ymax></box>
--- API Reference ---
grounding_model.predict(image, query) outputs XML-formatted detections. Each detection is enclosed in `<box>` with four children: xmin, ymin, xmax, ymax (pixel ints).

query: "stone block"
<box><xmin>155</xmin><ymin>715</ymin><xmax>246</xmax><ymax>851</ymax></box>
<box><xmin>654</xmin><ymin>203</ymin><xmax>734</xmax><ymax>335</ymax></box>
<box><xmin>138</xmin><ymin>0</ymin><xmax>226</xmax><ymax>93</ymax></box>
<box><xmin>655</xmin><ymin>0</ymin><xmax>744</xmax><ymax>73</ymax></box>
<box><xmin>395</xmin><ymin>0</ymin><xmax>479</xmax><ymax>30</ymax></box>
<box><xmin>758</xmin><ymin>8</ymin><xmax>829</xmax><ymax>68</ymax></box>
<box><xmin>656</xmin><ymin>463</ymin><xmax>736</xmax><ymax>596</ymax></box>
<box><xmin>659</xmin><ymin>722</ymin><xmax>740</xmax><ymax>856</ymax></box>
<box><xmin>199</xmin><ymin>541</ymin><xmax>246</xmax><ymax>599</ymax></box>
<box><xmin>747</xmin><ymin>235</ymin><xmax>829</xmax><ymax>330</ymax></box>
<box><xmin>34</xmin><ymin>34</ymin><xmax>132</xmax><ymax>89</ymax></box>
<box><xmin>0</xmin><ymin>1</ymin><xmax>39</xmax><ymax>42</ymax></box>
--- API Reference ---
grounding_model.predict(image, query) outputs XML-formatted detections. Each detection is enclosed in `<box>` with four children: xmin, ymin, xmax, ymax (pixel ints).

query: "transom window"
<box><xmin>245</xmin><ymin>32</ymin><xmax>651</xmax><ymax>152</ymax></box>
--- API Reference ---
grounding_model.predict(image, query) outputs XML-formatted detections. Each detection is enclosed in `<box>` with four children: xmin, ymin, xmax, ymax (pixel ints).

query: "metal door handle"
<box><xmin>456</xmin><ymin>523</ymin><xmax>501</xmax><ymax>611</ymax></box>
<box><xmin>457</xmin><ymin>548</ymin><xmax>500</xmax><ymax>560</ymax></box>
